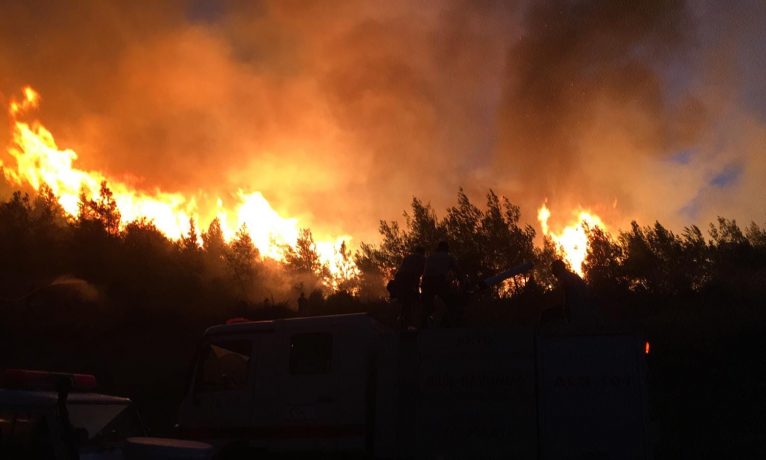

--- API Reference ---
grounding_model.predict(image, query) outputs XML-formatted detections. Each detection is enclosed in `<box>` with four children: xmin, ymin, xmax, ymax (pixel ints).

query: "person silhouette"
<box><xmin>421</xmin><ymin>241</ymin><xmax>461</xmax><ymax>328</ymax></box>
<box><xmin>390</xmin><ymin>246</ymin><xmax>425</xmax><ymax>328</ymax></box>
<box><xmin>298</xmin><ymin>291</ymin><xmax>308</xmax><ymax>316</ymax></box>
<box><xmin>550</xmin><ymin>259</ymin><xmax>595</xmax><ymax>324</ymax></box>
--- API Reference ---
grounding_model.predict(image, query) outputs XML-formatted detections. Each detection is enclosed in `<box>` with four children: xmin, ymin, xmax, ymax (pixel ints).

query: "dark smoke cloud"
<box><xmin>1</xmin><ymin>0</ymin><xmax>764</xmax><ymax>243</ymax></box>
<box><xmin>496</xmin><ymin>0</ymin><xmax>700</xmax><ymax>221</ymax></box>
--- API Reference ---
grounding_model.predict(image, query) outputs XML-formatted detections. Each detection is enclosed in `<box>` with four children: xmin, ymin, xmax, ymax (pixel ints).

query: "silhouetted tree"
<box><xmin>618</xmin><ymin>222</ymin><xmax>656</xmax><ymax>292</ymax></box>
<box><xmin>70</xmin><ymin>184</ymin><xmax>122</xmax><ymax>283</ymax></box>
<box><xmin>354</xmin><ymin>242</ymin><xmax>389</xmax><ymax>300</ymax></box>
<box><xmin>365</xmin><ymin>197</ymin><xmax>445</xmax><ymax>278</ymax></box>
<box><xmin>284</xmin><ymin>228</ymin><xmax>329</xmax><ymax>280</ymax></box>
<box><xmin>360</xmin><ymin>190</ymin><xmax>536</xmax><ymax>297</ymax></box>
<box><xmin>202</xmin><ymin>218</ymin><xmax>226</xmax><ymax>255</ymax></box>
<box><xmin>745</xmin><ymin>222</ymin><xmax>766</xmax><ymax>247</ymax></box>
<box><xmin>707</xmin><ymin>217</ymin><xmax>765</xmax><ymax>295</ymax></box>
<box><xmin>0</xmin><ymin>192</ymin><xmax>34</xmax><ymax>291</ymax></box>
<box><xmin>533</xmin><ymin>236</ymin><xmax>559</xmax><ymax>289</ymax></box>
<box><xmin>180</xmin><ymin>218</ymin><xmax>200</xmax><ymax>253</ymax></box>
<box><xmin>201</xmin><ymin>217</ymin><xmax>227</xmax><ymax>279</ymax></box>
<box><xmin>443</xmin><ymin>189</ymin><xmax>484</xmax><ymax>278</ymax></box>
<box><xmin>116</xmin><ymin>219</ymin><xmax>182</xmax><ymax>308</ymax></box>
<box><xmin>78</xmin><ymin>181</ymin><xmax>121</xmax><ymax>235</ymax></box>
<box><xmin>583</xmin><ymin>225</ymin><xmax>624</xmax><ymax>294</ymax></box>
<box><xmin>404</xmin><ymin>197</ymin><xmax>445</xmax><ymax>253</ymax></box>
<box><xmin>331</xmin><ymin>240</ymin><xmax>360</xmax><ymax>294</ymax></box>
<box><xmin>679</xmin><ymin>225</ymin><xmax>710</xmax><ymax>291</ymax></box>
<box><xmin>478</xmin><ymin>191</ymin><xmax>536</xmax><ymax>293</ymax></box>
<box><xmin>225</xmin><ymin>225</ymin><xmax>259</xmax><ymax>297</ymax></box>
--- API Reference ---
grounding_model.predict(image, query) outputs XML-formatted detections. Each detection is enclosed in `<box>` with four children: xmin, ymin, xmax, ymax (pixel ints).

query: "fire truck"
<box><xmin>177</xmin><ymin>313</ymin><xmax>651</xmax><ymax>459</ymax></box>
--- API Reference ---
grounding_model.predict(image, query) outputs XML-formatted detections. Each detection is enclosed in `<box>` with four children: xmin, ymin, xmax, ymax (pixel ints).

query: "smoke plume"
<box><xmin>1</xmin><ymin>0</ymin><xmax>764</xmax><ymax>242</ymax></box>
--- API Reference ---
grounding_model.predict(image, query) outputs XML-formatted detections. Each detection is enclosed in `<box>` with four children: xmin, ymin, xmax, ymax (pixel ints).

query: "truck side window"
<box><xmin>197</xmin><ymin>340</ymin><xmax>252</xmax><ymax>391</ymax></box>
<box><xmin>290</xmin><ymin>333</ymin><xmax>333</xmax><ymax>375</ymax></box>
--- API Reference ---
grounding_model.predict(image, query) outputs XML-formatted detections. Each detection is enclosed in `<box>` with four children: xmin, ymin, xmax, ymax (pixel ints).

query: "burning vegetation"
<box><xmin>0</xmin><ymin>85</ymin><xmax>608</xmax><ymax>291</ymax></box>
<box><xmin>2</xmin><ymin>85</ymin><xmax>766</xmax><ymax>306</ymax></box>
<box><xmin>538</xmin><ymin>203</ymin><xmax>606</xmax><ymax>276</ymax></box>
<box><xmin>3</xmin><ymin>86</ymin><xmax>357</xmax><ymax>285</ymax></box>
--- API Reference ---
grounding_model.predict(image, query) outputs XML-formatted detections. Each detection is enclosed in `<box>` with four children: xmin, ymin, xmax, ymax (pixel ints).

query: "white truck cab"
<box><xmin>178</xmin><ymin>314</ymin><xmax>651</xmax><ymax>459</ymax></box>
<box><xmin>179</xmin><ymin>313</ymin><xmax>381</xmax><ymax>454</ymax></box>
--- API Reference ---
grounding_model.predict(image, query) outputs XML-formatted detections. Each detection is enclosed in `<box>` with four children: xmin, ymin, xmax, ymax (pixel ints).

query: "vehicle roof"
<box><xmin>204</xmin><ymin>312</ymin><xmax>382</xmax><ymax>336</ymax></box>
<box><xmin>0</xmin><ymin>389</ymin><xmax>132</xmax><ymax>408</ymax></box>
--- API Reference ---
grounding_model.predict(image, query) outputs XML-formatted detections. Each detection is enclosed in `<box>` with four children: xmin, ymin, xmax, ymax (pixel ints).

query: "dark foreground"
<box><xmin>2</xmin><ymin>289</ymin><xmax>765</xmax><ymax>459</ymax></box>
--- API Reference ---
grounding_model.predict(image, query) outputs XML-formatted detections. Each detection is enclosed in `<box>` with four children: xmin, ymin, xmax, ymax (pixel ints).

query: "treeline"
<box><xmin>2</xmin><ymin>182</ymin><xmax>766</xmax><ymax>313</ymax></box>
<box><xmin>357</xmin><ymin>188</ymin><xmax>766</xmax><ymax>306</ymax></box>
<box><xmin>0</xmin><ymin>182</ymin><xmax>360</xmax><ymax>317</ymax></box>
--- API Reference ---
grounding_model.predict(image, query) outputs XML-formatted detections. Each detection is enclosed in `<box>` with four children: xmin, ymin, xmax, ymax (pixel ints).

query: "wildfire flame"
<box><xmin>2</xmin><ymin>86</ymin><xmax>354</xmax><ymax>280</ymax></box>
<box><xmin>537</xmin><ymin>202</ymin><xmax>605</xmax><ymax>276</ymax></box>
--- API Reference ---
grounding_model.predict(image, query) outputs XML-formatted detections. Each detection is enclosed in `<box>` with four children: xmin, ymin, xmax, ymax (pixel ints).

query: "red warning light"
<box><xmin>644</xmin><ymin>341</ymin><xmax>651</xmax><ymax>355</ymax></box>
<box><xmin>1</xmin><ymin>369</ymin><xmax>98</xmax><ymax>391</ymax></box>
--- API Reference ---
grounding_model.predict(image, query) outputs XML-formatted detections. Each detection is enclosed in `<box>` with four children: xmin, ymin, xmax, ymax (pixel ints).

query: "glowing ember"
<box><xmin>2</xmin><ymin>86</ymin><xmax>354</xmax><ymax>281</ymax></box>
<box><xmin>537</xmin><ymin>202</ymin><xmax>605</xmax><ymax>276</ymax></box>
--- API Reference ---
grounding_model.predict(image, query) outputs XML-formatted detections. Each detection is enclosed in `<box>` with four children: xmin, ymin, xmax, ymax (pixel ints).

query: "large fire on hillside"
<box><xmin>2</xmin><ymin>86</ymin><xmax>353</xmax><ymax>276</ymax></box>
<box><xmin>3</xmin><ymin>87</ymin><xmax>608</xmax><ymax>282</ymax></box>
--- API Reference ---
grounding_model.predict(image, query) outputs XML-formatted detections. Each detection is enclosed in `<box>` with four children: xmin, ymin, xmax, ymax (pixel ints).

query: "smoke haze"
<box><xmin>1</xmin><ymin>0</ymin><xmax>764</xmax><ymax>243</ymax></box>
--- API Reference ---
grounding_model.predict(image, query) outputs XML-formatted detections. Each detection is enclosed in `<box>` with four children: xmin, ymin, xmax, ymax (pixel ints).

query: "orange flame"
<box><xmin>537</xmin><ymin>202</ymin><xmax>605</xmax><ymax>276</ymax></box>
<box><xmin>2</xmin><ymin>86</ymin><xmax>355</xmax><ymax>282</ymax></box>
<box><xmin>8</xmin><ymin>86</ymin><xmax>40</xmax><ymax>117</ymax></box>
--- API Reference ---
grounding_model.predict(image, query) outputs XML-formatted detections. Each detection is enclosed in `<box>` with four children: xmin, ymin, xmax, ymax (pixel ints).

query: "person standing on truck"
<box><xmin>298</xmin><ymin>291</ymin><xmax>308</xmax><ymax>315</ymax></box>
<box><xmin>421</xmin><ymin>241</ymin><xmax>461</xmax><ymax>328</ymax></box>
<box><xmin>390</xmin><ymin>246</ymin><xmax>426</xmax><ymax>328</ymax></box>
<box><xmin>550</xmin><ymin>259</ymin><xmax>596</xmax><ymax>323</ymax></box>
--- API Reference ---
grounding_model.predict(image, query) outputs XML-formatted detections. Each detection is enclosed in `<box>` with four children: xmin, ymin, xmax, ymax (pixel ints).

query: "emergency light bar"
<box><xmin>1</xmin><ymin>369</ymin><xmax>98</xmax><ymax>392</ymax></box>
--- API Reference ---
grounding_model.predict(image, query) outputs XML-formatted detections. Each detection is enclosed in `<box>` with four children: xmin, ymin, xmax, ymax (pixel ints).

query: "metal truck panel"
<box><xmin>412</xmin><ymin>328</ymin><xmax>538</xmax><ymax>458</ymax></box>
<box><xmin>537</xmin><ymin>334</ymin><xmax>650</xmax><ymax>460</ymax></box>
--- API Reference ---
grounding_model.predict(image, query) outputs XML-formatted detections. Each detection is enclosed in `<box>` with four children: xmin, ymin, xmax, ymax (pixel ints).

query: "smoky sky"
<box><xmin>1</xmin><ymin>0</ymin><xmax>764</xmax><ymax>242</ymax></box>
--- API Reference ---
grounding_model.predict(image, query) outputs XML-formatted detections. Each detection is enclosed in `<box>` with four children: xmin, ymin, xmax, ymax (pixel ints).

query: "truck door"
<box><xmin>271</xmin><ymin>329</ymin><xmax>368</xmax><ymax>451</ymax></box>
<box><xmin>191</xmin><ymin>337</ymin><xmax>255</xmax><ymax>433</ymax></box>
<box><xmin>280</xmin><ymin>332</ymin><xmax>339</xmax><ymax>442</ymax></box>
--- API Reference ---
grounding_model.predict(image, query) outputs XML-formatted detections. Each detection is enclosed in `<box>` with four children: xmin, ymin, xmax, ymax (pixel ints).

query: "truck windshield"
<box><xmin>196</xmin><ymin>340</ymin><xmax>252</xmax><ymax>391</ymax></box>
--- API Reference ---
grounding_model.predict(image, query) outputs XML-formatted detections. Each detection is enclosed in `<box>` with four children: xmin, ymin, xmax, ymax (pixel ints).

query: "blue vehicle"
<box><xmin>0</xmin><ymin>369</ymin><xmax>212</xmax><ymax>459</ymax></box>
